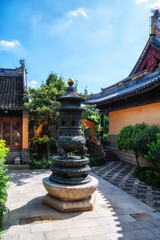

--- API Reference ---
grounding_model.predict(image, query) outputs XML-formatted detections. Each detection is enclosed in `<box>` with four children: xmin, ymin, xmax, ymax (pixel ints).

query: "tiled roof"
<box><xmin>87</xmin><ymin>69</ymin><xmax>160</xmax><ymax>105</ymax></box>
<box><xmin>130</xmin><ymin>35</ymin><xmax>160</xmax><ymax>76</ymax></box>
<box><xmin>87</xmin><ymin>12</ymin><xmax>160</xmax><ymax>106</ymax></box>
<box><xmin>0</xmin><ymin>68</ymin><xmax>24</xmax><ymax>110</ymax></box>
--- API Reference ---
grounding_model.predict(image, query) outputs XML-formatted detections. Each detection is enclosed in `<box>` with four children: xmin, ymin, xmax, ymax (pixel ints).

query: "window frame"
<box><xmin>0</xmin><ymin>117</ymin><xmax>22</xmax><ymax>150</ymax></box>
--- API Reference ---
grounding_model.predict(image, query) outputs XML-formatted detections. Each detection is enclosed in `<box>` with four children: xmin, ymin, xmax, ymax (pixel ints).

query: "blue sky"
<box><xmin>0</xmin><ymin>0</ymin><xmax>160</xmax><ymax>93</ymax></box>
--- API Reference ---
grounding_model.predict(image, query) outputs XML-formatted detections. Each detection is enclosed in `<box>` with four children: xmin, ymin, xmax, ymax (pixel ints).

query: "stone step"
<box><xmin>103</xmin><ymin>148</ymin><xmax>120</xmax><ymax>161</ymax></box>
<box><xmin>6</xmin><ymin>164</ymin><xmax>30</xmax><ymax>170</ymax></box>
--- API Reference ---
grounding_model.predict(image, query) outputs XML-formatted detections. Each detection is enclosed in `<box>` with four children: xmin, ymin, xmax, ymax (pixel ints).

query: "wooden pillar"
<box><xmin>22</xmin><ymin>110</ymin><xmax>29</xmax><ymax>164</ymax></box>
<box><xmin>100</xmin><ymin>113</ymin><xmax>104</xmax><ymax>144</ymax></box>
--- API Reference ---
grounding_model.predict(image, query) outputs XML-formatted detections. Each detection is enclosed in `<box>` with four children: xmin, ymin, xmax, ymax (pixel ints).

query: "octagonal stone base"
<box><xmin>42</xmin><ymin>176</ymin><xmax>98</xmax><ymax>212</ymax></box>
<box><xmin>43</xmin><ymin>193</ymin><xmax>96</xmax><ymax>212</ymax></box>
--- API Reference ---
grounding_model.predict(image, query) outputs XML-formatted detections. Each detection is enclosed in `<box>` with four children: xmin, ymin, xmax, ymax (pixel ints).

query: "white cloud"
<box><xmin>135</xmin><ymin>0</ymin><xmax>148</xmax><ymax>4</ymax></box>
<box><xmin>147</xmin><ymin>1</ymin><xmax>160</xmax><ymax>9</ymax></box>
<box><xmin>67</xmin><ymin>7</ymin><xmax>88</xmax><ymax>18</ymax></box>
<box><xmin>29</xmin><ymin>80</ymin><xmax>38</xmax><ymax>88</ymax></box>
<box><xmin>135</xmin><ymin>0</ymin><xmax>160</xmax><ymax>9</ymax></box>
<box><xmin>0</xmin><ymin>40</ymin><xmax>21</xmax><ymax>51</ymax></box>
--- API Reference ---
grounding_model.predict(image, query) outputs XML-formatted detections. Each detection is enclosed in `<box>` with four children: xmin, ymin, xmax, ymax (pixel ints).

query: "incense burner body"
<box><xmin>49</xmin><ymin>79</ymin><xmax>91</xmax><ymax>185</ymax></box>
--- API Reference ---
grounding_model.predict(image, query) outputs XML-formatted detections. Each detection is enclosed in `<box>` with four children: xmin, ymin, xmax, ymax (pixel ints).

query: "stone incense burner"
<box><xmin>43</xmin><ymin>78</ymin><xmax>98</xmax><ymax>212</ymax></box>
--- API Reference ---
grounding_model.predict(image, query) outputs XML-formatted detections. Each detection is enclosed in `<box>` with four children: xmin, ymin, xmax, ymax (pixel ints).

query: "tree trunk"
<box><xmin>135</xmin><ymin>153</ymin><xmax>141</xmax><ymax>168</ymax></box>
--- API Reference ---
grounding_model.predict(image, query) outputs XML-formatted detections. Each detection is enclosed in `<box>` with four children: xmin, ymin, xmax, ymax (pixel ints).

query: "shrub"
<box><xmin>30</xmin><ymin>155</ymin><xmax>105</xmax><ymax>169</ymax></box>
<box><xmin>134</xmin><ymin>125</ymin><xmax>160</xmax><ymax>155</ymax></box>
<box><xmin>135</xmin><ymin>167</ymin><xmax>160</xmax><ymax>189</ymax></box>
<box><xmin>116</xmin><ymin>125</ymin><xmax>135</xmax><ymax>151</ymax></box>
<box><xmin>0</xmin><ymin>140</ymin><xmax>10</xmax><ymax>228</ymax></box>
<box><xmin>116</xmin><ymin>123</ymin><xmax>148</xmax><ymax>167</ymax></box>
<box><xmin>116</xmin><ymin>123</ymin><xmax>160</xmax><ymax>168</ymax></box>
<box><xmin>29</xmin><ymin>137</ymin><xmax>56</xmax><ymax>160</ymax></box>
<box><xmin>145</xmin><ymin>133</ymin><xmax>160</xmax><ymax>171</ymax></box>
<box><xmin>30</xmin><ymin>156</ymin><xmax>53</xmax><ymax>169</ymax></box>
<box><xmin>103</xmin><ymin>133</ymin><xmax>108</xmax><ymax>143</ymax></box>
<box><xmin>89</xmin><ymin>156</ymin><xmax>105</xmax><ymax>167</ymax></box>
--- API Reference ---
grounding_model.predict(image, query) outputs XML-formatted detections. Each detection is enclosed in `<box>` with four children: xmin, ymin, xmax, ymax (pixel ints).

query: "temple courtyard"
<box><xmin>2</xmin><ymin>166</ymin><xmax>160</xmax><ymax>240</ymax></box>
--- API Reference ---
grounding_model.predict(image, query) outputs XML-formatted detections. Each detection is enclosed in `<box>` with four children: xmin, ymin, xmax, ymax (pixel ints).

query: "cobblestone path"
<box><xmin>92</xmin><ymin>161</ymin><xmax>160</xmax><ymax>212</ymax></box>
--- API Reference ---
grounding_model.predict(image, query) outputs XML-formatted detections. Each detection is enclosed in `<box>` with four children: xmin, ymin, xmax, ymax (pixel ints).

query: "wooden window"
<box><xmin>0</xmin><ymin>117</ymin><xmax>22</xmax><ymax>150</ymax></box>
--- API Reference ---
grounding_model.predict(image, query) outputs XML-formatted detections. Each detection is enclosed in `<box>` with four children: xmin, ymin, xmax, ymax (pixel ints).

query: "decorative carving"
<box><xmin>137</xmin><ymin>46</ymin><xmax>160</xmax><ymax>73</ymax></box>
<box><xmin>147</xmin><ymin>55</ymin><xmax>157</xmax><ymax>72</ymax></box>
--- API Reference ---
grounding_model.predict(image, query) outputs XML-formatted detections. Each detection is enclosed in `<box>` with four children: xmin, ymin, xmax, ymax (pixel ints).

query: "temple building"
<box><xmin>81</xmin><ymin>118</ymin><xmax>99</xmax><ymax>141</ymax></box>
<box><xmin>0</xmin><ymin>60</ymin><xmax>29</xmax><ymax>164</ymax></box>
<box><xmin>87</xmin><ymin>10</ymin><xmax>160</xmax><ymax>166</ymax></box>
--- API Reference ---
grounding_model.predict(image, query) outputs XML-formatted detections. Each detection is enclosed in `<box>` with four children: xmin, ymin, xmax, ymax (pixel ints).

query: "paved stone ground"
<box><xmin>1</xmin><ymin>169</ymin><xmax>160</xmax><ymax>240</ymax></box>
<box><xmin>92</xmin><ymin>161</ymin><xmax>160</xmax><ymax>212</ymax></box>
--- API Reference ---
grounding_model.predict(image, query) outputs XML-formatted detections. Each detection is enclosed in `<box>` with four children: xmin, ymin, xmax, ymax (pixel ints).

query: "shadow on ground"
<box><xmin>8</xmin><ymin>169</ymin><xmax>50</xmax><ymax>186</ymax></box>
<box><xmin>1</xmin><ymin>169</ymin><xmax>160</xmax><ymax>240</ymax></box>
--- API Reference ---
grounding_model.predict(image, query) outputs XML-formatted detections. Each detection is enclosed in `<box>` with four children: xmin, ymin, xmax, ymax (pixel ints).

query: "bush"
<box><xmin>135</xmin><ymin>167</ymin><xmax>160</xmax><ymax>189</ymax></box>
<box><xmin>145</xmin><ymin>133</ymin><xmax>160</xmax><ymax>171</ymax></box>
<box><xmin>0</xmin><ymin>140</ymin><xmax>10</xmax><ymax>229</ymax></box>
<box><xmin>116</xmin><ymin>125</ymin><xmax>135</xmax><ymax>151</ymax></box>
<box><xmin>30</xmin><ymin>156</ymin><xmax>53</xmax><ymax>169</ymax></box>
<box><xmin>30</xmin><ymin>154</ymin><xmax>105</xmax><ymax>169</ymax></box>
<box><xmin>116</xmin><ymin>123</ymin><xmax>160</xmax><ymax>168</ymax></box>
<box><xmin>116</xmin><ymin>123</ymin><xmax>148</xmax><ymax>167</ymax></box>
<box><xmin>89</xmin><ymin>156</ymin><xmax>105</xmax><ymax>167</ymax></box>
<box><xmin>134</xmin><ymin>125</ymin><xmax>160</xmax><ymax>156</ymax></box>
<box><xmin>29</xmin><ymin>137</ymin><xmax>56</xmax><ymax>160</ymax></box>
<box><xmin>103</xmin><ymin>133</ymin><xmax>108</xmax><ymax>143</ymax></box>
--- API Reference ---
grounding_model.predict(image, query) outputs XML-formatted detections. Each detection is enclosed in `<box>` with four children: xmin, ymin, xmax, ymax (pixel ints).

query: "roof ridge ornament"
<box><xmin>150</xmin><ymin>8</ymin><xmax>160</xmax><ymax>36</ymax></box>
<box><xmin>151</xmin><ymin>8</ymin><xmax>160</xmax><ymax>21</ymax></box>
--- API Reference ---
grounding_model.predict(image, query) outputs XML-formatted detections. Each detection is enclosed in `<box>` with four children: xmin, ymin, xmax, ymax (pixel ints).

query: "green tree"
<box><xmin>24</xmin><ymin>73</ymin><xmax>67</xmax><ymax>158</ymax></box>
<box><xmin>145</xmin><ymin>133</ymin><xmax>160</xmax><ymax>171</ymax></box>
<box><xmin>116</xmin><ymin>123</ymin><xmax>160</xmax><ymax>168</ymax></box>
<box><xmin>80</xmin><ymin>87</ymin><xmax>109</xmax><ymax>137</ymax></box>
<box><xmin>116</xmin><ymin>123</ymin><xmax>148</xmax><ymax>168</ymax></box>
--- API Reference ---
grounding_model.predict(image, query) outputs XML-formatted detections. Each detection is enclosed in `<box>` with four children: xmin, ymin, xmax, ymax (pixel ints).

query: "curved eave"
<box><xmin>87</xmin><ymin>70</ymin><xmax>160</xmax><ymax>106</ymax></box>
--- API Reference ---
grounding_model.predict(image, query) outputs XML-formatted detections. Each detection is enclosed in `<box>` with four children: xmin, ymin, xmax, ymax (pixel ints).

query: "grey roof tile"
<box><xmin>87</xmin><ymin>70</ymin><xmax>160</xmax><ymax>105</ymax></box>
<box><xmin>0</xmin><ymin>69</ymin><xmax>24</xmax><ymax>110</ymax></box>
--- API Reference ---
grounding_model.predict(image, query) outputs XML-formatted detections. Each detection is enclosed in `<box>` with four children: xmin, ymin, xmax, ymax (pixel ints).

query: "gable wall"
<box><xmin>109</xmin><ymin>102</ymin><xmax>160</xmax><ymax>135</ymax></box>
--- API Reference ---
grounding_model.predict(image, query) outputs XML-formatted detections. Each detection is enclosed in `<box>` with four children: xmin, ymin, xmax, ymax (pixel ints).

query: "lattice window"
<box><xmin>0</xmin><ymin>118</ymin><xmax>22</xmax><ymax>149</ymax></box>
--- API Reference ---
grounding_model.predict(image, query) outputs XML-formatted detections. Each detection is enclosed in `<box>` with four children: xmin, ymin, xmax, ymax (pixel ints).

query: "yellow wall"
<box><xmin>81</xmin><ymin>119</ymin><xmax>98</xmax><ymax>141</ymax></box>
<box><xmin>22</xmin><ymin>117</ymin><xmax>28</xmax><ymax>148</ymax></box>
<box><xmin>109</xmin><ymin>102</ymin><xmax>160</xmax><ymax>135</ymax></box>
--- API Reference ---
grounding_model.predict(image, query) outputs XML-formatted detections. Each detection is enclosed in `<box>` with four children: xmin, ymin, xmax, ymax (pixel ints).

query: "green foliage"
<box><xmin>134</xmin><ymin>125</ymin><xmax>160</xmax><ymax>157</ymax></box>
<box><xmin>30</xmin><ymin>156</ymin><xmax>53</xmax><ymax>169</ymax></box>
<box><xmin>30</xmin><ymin>154</ymin><xmax>105</xmax><ymax>169</ymax></box>
<box><xmin>116</xmin><ymin>125</ymin><xmax>135</xmax><ymax>151</ymax></box>
<box><xmin>135</xmin><ymin>167</ymin><xmax>160</xmax><ymax>189</ymax></box>
<box><xmin>24</xmin><ymin>72</ymin><xmax>67</xmax><ymax>133</ymax></box>
<box><xmin>88</xmin><ymin>156</ymin><xmax>105</xmax><ymax>167</ymax></box>
<box><xmin>29</xmin><ymin>137</ymin><xmax>56</xmax><ymax>160</ymax></box>
<box><xmin>81</xmin><ymin>87</ymin><xmax>99</xmax><ymax>120</ymax></box>
<box><xmin>116</xmin><ymin>123</ymin><xmax>147</xmax><ymax>151</ymax></box>
<box><xmin>24</xmin><ymin>73</ymin><xmax>67</xmax><ymax>157</ymax></box>
<box><xmin>46</xmin><ymin>73</ymin><xmax>66</xmax><ymax>92</ymax></box>
<box><xmin>145</xmin><ymin>133</ymin><xmax>160</xmax><ymax>171</ymax></box>
<box><xmin>80</xmin><ymin>87</ymin><xmax>109</xmax><ymax>138</ymax></box>
<box><xmin>0</xmin><ymin>140</ymin><xmax>10</xmax><ymax>228</ymax></box>
<box><xmin>116</xmin><ymin>123</ymin><xmax>160</xmax><ymax>168</ymax></box>
<box><xmin>103</xmin><ymin>133</ymin><xmax>108</xmax><ymax>142</ymax></box>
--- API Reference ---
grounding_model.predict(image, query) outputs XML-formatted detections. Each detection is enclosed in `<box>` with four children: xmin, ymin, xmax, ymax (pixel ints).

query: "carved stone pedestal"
<box><xmin>43</xmin><ymin>176</ymin><xmax>98</xmax><ymax>212</ymax></box>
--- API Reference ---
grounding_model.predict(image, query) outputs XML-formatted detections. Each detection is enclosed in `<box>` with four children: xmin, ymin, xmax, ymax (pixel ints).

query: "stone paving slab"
<box><xmin>92</xmin><ymin>161</ymin><xmax>160</xmax><ymax>212</ymax></box>
<box><xmin>1</xmin><ymin>169</ymin><xmax>160</xmax><ymax>240</ymax></box>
